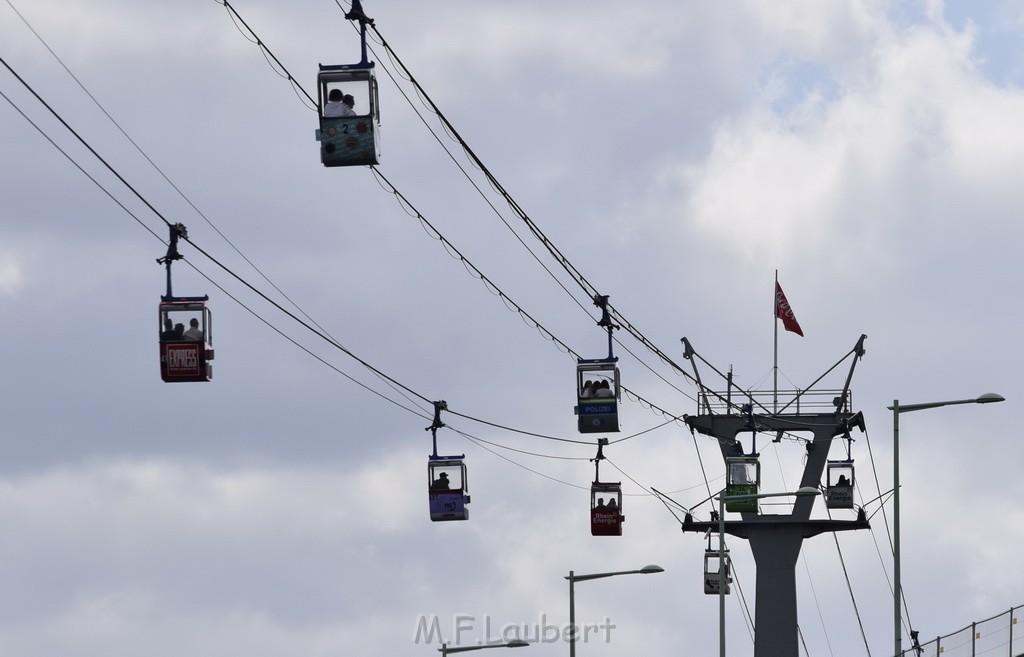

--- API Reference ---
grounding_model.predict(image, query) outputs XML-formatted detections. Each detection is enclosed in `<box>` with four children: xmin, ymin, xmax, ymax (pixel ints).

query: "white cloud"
<box><xmin>0</xmin><ymin>257</ymin><xmax>25</xmax><ymax>297</ymax></box>
<box><xmin>2</xmin><ymin>1</ymin><xmax>1022</xmax><ymax>656</ymax></box>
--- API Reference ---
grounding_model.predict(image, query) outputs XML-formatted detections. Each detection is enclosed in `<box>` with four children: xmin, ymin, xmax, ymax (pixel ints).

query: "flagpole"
<box><xmin>773</xmin><ymin>270</ymin><xmax>779</xmax><ymax>414</ymax></box>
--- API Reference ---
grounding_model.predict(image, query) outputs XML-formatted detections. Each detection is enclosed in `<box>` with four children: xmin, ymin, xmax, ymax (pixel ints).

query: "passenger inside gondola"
<box><xmin>324</xmin><ymin>89</ymin><xmax>356</xmax><ymax>117</ymax></box>
<box><xmin>160</xmin><ymin>319</ymin><xmax>178</xmax><ymax>340</ymax></box>
<box><xmin>183</xmin><ymin>318</ymin><xmax>203</xmax><ymax>341</ymax></box>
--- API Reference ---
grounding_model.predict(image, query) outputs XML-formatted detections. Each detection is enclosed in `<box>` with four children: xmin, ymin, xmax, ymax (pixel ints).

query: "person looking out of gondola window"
<box><xmin>183</xmin><ymin>317</ymin><xmax>203</xmax><ymax>341</ymax></box>
<box><xmin>341</xmin><ymin>94</ymin><xmax>356</xmax><ymax>115</ymax></box>
<box><xmin>324</xmin><ymin>89</ymin><xmax>355</xmax><ymax>117</ymax></box>
<box><xmin>160</xmin><ymin>318</ymin><xmax>178</xmax><ymax>341</ymax></box>
<box><xmin>431</xmin><ymin>472</ymin><xmax>450</xmax><ymax>490</ymax></box>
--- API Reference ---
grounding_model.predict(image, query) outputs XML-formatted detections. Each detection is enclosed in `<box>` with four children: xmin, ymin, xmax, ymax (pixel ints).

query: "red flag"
<box><xmin>775</xmin><ymin>282</ymin><xmax>804</xmax><ymax>336</ymax></box>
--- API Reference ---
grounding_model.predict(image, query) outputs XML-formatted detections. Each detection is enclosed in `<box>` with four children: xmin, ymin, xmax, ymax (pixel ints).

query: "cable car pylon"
<box><xmin>680</xmin><ymin>334</ymin><xmax>870</xmax><ymax>657</ymax></box>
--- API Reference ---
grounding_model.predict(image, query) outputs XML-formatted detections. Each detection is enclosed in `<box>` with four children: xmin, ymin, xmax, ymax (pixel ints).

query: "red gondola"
<box><xmin>157</xmin><ymin>224</ymin><xmax>214</xmax><ymax>382</ymax></box>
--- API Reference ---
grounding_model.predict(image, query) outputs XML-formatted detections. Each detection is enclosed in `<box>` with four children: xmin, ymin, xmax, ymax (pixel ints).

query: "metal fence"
<box><xmin>899</xmin><ymin>605</ymin><xmax>1023</xmax><ymax>657</ymax></box>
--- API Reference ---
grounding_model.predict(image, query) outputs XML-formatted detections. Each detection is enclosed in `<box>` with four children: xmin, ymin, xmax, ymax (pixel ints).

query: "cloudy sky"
<box><xmin>2</xmin><ymin>1</ymin><xmax>1022</xmax><ymax>656</ymax></box>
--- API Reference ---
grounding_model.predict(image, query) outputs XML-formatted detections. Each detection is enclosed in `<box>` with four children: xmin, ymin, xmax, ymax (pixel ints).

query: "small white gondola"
<box><xmin>704</xmin><ymin>549</ymin><xmax>732</xmax><ymax>595</ymax></box>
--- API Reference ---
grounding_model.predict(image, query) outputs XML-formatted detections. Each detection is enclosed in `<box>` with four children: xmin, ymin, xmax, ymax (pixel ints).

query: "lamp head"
<box><xmin>976</xmin><ymin>393</ymin><xmax>1005</xmax><ymax>404</ymax></box>
<box><xmin>638</xmin><ymin>565</ymin><xmax>665</xmax><ymax>574</ymax></box>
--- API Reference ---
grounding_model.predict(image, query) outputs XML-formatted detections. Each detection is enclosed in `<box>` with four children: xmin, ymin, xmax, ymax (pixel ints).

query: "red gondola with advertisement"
<box><xmin>157</xmin><ymin>224</ymin><xmax>214</xmax><ymax>382</ymax></box>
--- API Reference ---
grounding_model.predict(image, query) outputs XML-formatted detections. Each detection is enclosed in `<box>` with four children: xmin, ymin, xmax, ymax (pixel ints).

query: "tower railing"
<box><xmin>698</xmin><ymin>388</ymin><xmax>852</xmax><ymax>416</ymax></box>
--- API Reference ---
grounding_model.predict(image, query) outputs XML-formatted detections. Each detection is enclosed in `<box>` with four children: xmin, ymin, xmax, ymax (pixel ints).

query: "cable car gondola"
<box><xmin>590</xmin><ymin>439</ymin><xmax>624</xmax><ymax>536</ymax></box>
<box><xmin>703</xmin><ymin>547</ymin><xmax>732</xmax><ymax>595</ymax></box>
<box><xmin>825</xmin><ymin>460</ymin><xmax>855</xmax><ymax>509</ymax></box>
<box><xmin>575</xmin><ymin>295</ymin><xmax>620</xmax><ymax>434</ymax></box>
<box><xmin>825</xmin><ymin>419</ymin><xmax>860</xmax><ymax>509</ymax></box>
<box><xmin>157</xmin><ymin>224</ymin><xmax>214</xmax><ymax>383</ymax></box>
<box><xmin>724</xmin><ymin>454</ymin><xmax>759</xmax><ymax>513</ymax></box>
<box><xmin>426</xmin><ymin>401</ymin><xmax>470</xmax><ymax>522</ymax></box>
<box><xmin>315</xmin><ymin>1</ymin><xmax>380</xmax><ymax>167</ymax></box>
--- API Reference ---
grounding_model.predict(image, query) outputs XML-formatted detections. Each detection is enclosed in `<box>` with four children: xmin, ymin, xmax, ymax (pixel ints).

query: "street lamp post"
<box><xmin>565</xmin><ymin>565</ymin><xmax>665</xmax><ymax>657</ymax></box>
<box><xmin>715</xmin><ymin>487</ymin><xmax>821</xmax><ymax>657</ymax></box>
<box><xmin>439</xmin><ymin>639</ymin><xmax>530</xmax><ymax>656</ymax></box>
<box><xmin>888</xmin><ymin>393</ymin><xmax>1004</xmax><ymax>657</ymax></box>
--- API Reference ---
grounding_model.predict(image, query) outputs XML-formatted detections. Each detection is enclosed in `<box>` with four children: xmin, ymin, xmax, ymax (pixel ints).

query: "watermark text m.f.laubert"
<box><xmin>413</xmin><ymin>613</ymin><xmax>616</xmax><ymax>646</ymax></box>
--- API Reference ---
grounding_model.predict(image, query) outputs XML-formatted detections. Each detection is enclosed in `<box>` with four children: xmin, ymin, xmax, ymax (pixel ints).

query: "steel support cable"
<box><xmin>338</xmin><ymin>15</ymin><xmax>701</xmax><ymax>413</ymax></box>
<box><xmin>0</xmin><ymin>81</ymin><xmax>432</xmax><ymax>422</ymax></box>
<box><xmin>861</xmin><ymin>426</ymin><xmax>918</xmax><ymax>641</ymax></box>
<box><xmin>196</xmin><ymin>3</ymin><xmax>709</xmax><ymax>542</ymax></box>
<box><xmin>2</xmin><ymin>54</ymin><xmax>517</xmax><ymax>441</ymax></box>
<box><xmin>0</xmin><ymin>51</ymin><xmax>443</xmax><ymax>412</ymax></box>
<box><xmin>0</xmin><ymin>54</ymin><xmax>181</xmax><ymax>232</ymax></box>
<box><xmin>357</xmin><ymin>30</ymin><xmax>591</xmax><ymax>319</ymax></box>
<box><xmin>214</xmin><ymin>0</ymin><xmax>317</xmax><ymax>110</ymax></box>
<box><xmin>4</xmin><ymin>54</ymin><xmax>686</xmax><ymax>473</ymax></box>
<box><xmin>802</xmin><ymin>547</ymin><xmax>838</xmax><ymax>657</ymax></box>
<box><xmin>364</xmin><ymin>23</ymin><xmax>710</xmax><ymax>393</ymax></box>
<box><xmin>0</xmin><ymin>88</ymin><xmax>160</xmax><ymax>243</ymax></box>
<box><xmin>731</xmin><ymin>559</ymin><xmax>757</xmax><ymax>642</ymax></box>
<box><xmin>455</xmin><ymin>430</ymin><xmax>592</xmax><ymax>491</ymax></box>
<box><xmin>6</xmin><ymin>0</ymin><xmax>372</xmax><ymax>403</ymax></box>
<box><xmin>182</xmin><ymin>235</ymin><xmax>438</xmax><ymax>408</ymax></box>
<box><xmin>4</xmin><ymin>48</ymin><xmax>712</xmax><ymax>520</ymax></box>
<box><xmin>369</xmin><ymin>166</ymin><xmax>690</xmax><ymax>431</ymax></box>
<box><xmin>827</xmin><ymin>521</ymin><xmax>873</xmax><ymax>657</ymax></box>
<box><xmin>205</xmin><ymin>0</ymin><xmax>698</xmax><ymax>435</ymax></box>
<box><xmin>205</xmin><ymin>3</ymin><xmax>724</xmax><ymax>540</ymax></box>
<box><xmin>183</xmin><ymin>256</ymin><xmax>432</xmax><ymax>420</ymax></box>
